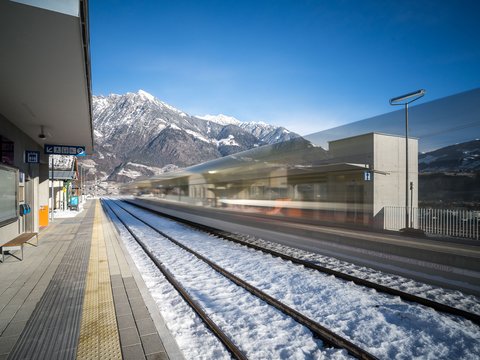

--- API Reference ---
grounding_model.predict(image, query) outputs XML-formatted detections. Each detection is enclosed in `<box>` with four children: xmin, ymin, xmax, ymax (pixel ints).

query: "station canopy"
<box><xmin>0</xmin><ymin>0</ymin><xmax>94</xmax><ymax>154</ymax></box>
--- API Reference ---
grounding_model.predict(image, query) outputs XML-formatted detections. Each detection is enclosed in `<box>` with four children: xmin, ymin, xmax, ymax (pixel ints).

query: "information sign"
<box><xmin>364</xmin><ymin>171</ymin><xmax>372</xmax><ymax>181</ymax></box>
<box><xmin>25</xmin><ymin>151</ymin><xmax>40</xmax><ymax>163</ymax></box>
<box><xmin>44</xmin><ymin>144</ymin><xmax>85</xmax><ymax>156</ymax></box>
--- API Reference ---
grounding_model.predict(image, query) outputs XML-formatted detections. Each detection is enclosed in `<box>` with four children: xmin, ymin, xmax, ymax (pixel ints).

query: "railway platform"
<box><xmin>0</xmin><ymin>200</ymin><xmax>183</xmax><ymax>360</ymax></box>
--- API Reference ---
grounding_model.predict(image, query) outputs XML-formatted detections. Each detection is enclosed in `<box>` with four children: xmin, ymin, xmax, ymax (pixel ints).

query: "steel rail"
<box><xmin>101</xmin><ymin>200</ymin><xmax>248</xmax><ymax>360</ymax></box>
<box><xmin>115</xmin><ymin>200</ymin><xmax>378</xmax><ymax>360</ymax></box>
<box><xmin>125</xmin><ymin>199</ymin><xmax>480</xmax><ymax>326</ymax></box>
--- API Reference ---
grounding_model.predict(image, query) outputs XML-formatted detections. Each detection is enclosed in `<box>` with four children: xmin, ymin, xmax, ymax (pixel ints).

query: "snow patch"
<box><xmin>217</xmin><ymin>135</ymin><xmax>240</xmax><ymax>147</ymax></box>
<box><xmin>53</xmin><ymin>207</ymin><xmax>83</xmax><ymax>218</ymax></box>
<box><xmin>185</xmin><ymin>129</ymin><xmax>211</xmax><ymax>143</ymax></box>
<box><xmin>137</xmin><ymin>89</ymin><xmax>155</xmax><ymax>102</ymax></box>
<box><xmin>196</xmin><ymin>114</ymin><xmax>242</xmax><ymax>126</ymax></box>
<box><xmin>419</xmin><ymin>155</ymin><xmax>441</xmax><ymax>164</ymax></box>
<box><xmin>159</xmin><ymin>101</ymin><xmax>185</xmax><ymax>114</ymax></box>
<box><xmin>118</xmin><ymin>163</ymin><xmax>179</xmax><ymax>177</ymax></box>
<box><xmin>117</xmin><ymin>168</ymin><xmax>143</xmax><ymax>178</ymax></box>
<box><xmin>168</xmin><ymin>123</ymin><xmax>181</xmax><ymax>131</ymax></box>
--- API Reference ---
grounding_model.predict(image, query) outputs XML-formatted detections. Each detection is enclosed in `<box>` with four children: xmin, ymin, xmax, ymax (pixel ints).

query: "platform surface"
<box><xmin>0</xmin><ymin>200</ymin><xmax>183</xmax><ymax>360</ymax></box>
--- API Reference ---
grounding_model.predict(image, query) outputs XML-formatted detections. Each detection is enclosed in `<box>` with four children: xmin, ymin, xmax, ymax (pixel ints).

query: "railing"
<box><xmin>384</xmin><ymin>206</ymin><xmax>480</xmax><ymax>240</ymax></box>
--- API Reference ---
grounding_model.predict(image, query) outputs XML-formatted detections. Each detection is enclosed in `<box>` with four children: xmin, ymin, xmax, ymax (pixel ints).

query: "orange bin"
<box><xmin>39</xmin><ymin>205</ymin><xmax>49</xmax><ymax>227</ymax></box>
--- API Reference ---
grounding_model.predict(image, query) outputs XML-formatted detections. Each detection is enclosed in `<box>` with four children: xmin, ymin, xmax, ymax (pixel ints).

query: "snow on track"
<box><xmin>116</xmin><ymin>200</ymin><xmax>480</xmax><ymax>360</ymax></box>
<box><xmin>106</xmin><ymin>200</ymin><xmax>348</xmax><ymax>359</ymax></box>
<box><xmin>239</xmin><ymin>235</ymin><xmax>480</xmax><ymax>315</ymax></box>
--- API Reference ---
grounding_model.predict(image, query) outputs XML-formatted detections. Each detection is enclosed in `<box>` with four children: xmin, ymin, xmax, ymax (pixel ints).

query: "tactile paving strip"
<box><xmin>76</xmin><ymin>201</ymin><xmax>121</xmax><ymax>359</ymax></box>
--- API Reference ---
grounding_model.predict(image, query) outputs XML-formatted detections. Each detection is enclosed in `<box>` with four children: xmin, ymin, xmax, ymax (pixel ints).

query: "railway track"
<box><xmin>102</xmin><ymin>200</ymin><xmax>247</xmax><ymax>359</ymax></box>
<box><xmin>103</xmin><ymin>199</ymin><xmax>378</xmax><ymax>359</ymax></box>
<box><xmin>124</xmin><ymin>199</ymin><xmax>480</xmax><ymax>326</ymax></box>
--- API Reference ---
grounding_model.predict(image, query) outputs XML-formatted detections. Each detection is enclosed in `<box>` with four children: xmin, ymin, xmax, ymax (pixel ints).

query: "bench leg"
<box><xmin>27</xmin><ymin>234</ymin><xmax>39</xmax><ymax>247</ymax></box>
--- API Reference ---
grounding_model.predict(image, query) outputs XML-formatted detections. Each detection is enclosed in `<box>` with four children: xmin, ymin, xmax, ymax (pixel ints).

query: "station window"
<box><xmin>0</xmin><ymin>135</ymin><xmax>14</xmax><ymax>165</ymax></box>
<box><xmin>0</xmin><ymin>163</ymin><xmax>18</xmax><ymax>226</ymax></box>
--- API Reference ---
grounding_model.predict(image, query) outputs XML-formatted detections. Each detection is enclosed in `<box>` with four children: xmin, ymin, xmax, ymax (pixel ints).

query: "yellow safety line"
<box><xmin>77</xmin><ymin>201</ymin><xmax>122</xmax><ymax>359</ymax></box>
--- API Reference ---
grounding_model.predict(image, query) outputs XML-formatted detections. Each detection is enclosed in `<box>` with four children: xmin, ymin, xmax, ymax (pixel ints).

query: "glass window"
<box><xmin>0</xmin><ymin>135</ymin><xmax>14</xmax><ymax>165</ymax></box>
<box><xmin>0</xmin><ymin>163</ymin><xmax>18</xmax><ymax>226</ymax></box>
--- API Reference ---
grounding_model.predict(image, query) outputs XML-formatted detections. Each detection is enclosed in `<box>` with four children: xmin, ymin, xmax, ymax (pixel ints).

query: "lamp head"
<box><xmin>390</xmin><ymin>89</ymin><xmax>426</xmax><ymax>105</ymax></box>
<box><xmin>38</xmin><ymin>125</ymin><xmax>47</xmax><ymax>139</ymax></box>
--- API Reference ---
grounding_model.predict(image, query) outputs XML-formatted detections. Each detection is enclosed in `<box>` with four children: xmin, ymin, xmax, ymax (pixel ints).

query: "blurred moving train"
<box><xmin>123</xmin><ymin>132</ymin><xmax>419</xmax><ymax>230</ymax></box>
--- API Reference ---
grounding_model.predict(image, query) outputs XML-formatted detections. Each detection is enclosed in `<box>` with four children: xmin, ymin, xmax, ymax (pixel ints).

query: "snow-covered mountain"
<box><xmin>82</xmin><ymin>90</ymin><xmax>301</xmax><ymax>183</ymax></box>
<box><xmin>418</xmin><ymin>139</ymin><xmax>480</xmax><ymax>207</ymax></box>
<box><xmin>419</xmin><ymin>139</ymin><xmax>480</xmax><ymax>172</ymax></box>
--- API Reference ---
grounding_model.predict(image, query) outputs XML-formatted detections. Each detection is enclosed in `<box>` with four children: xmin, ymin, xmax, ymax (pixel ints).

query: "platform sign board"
<box><xmin>364</xmin><ymin>171</ymin><xmax>372</xmax><ymax>181</ymax></box>
<box><xmin>25</xmin><ymin>151</ymin><xmax>40</xmax><ymax>163</ymax></box>
<box><xmin>44</xmin><ymin>144</ymin><xmax>85</xmax><ymax>156</ymax></box>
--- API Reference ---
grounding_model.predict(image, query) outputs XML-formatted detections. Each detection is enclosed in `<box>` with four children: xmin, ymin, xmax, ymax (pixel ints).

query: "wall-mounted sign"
<box><xmin>44</xmin><ymin>144</ymin><xmax>85</xmax><ymax>156</ymax></box>
<box><xmin>364</xmin><ymin>171</ymin><xmax>372</xmax><ymax>181</ymax></box>
<box><xmin>25</xmin><ymin>151</ymin><xmax>40</xmax><ymax>163</ymax></box>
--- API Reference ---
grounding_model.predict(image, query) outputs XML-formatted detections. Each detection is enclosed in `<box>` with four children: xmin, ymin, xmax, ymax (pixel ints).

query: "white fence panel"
<box><xmin>384</xmin><ymin>206</ymin><xmax>479</xmax><ymax>240</ymax></box>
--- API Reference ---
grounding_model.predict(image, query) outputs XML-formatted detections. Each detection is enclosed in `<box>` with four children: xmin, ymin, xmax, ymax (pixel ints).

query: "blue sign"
<box><xmin>25</xmin><ymin>151</ymin><xmax>40</xmax><ymax>163</ymax></box>
<box><xmin>44</xmin><ymin>144</ymin><xmax>85</xmax><ymax>156</ymax></box>
<box><xmin>364</xmin><ymin>171</ymin><xmax>372</xmax><ymax>181</ymax></box>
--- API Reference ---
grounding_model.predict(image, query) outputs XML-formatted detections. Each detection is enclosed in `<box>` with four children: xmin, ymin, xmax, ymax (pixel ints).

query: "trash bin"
<box><xmin>39</xmin><ymin>205</ymin><xmax>49</xmax><ymax>227</ymax></box>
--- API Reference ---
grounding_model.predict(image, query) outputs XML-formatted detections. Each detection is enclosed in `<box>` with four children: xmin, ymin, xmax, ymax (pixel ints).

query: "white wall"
<box><xmin>373</xmin><ymin>134</ymin><xmax>418</xmax><ymax>214</ymax></box>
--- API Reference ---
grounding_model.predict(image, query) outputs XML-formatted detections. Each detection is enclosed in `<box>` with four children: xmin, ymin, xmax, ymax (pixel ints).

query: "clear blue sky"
<box><xmin>90</xmin><ymin>0</ymin><xmax>480</xmax><ymax>135</ymax></box>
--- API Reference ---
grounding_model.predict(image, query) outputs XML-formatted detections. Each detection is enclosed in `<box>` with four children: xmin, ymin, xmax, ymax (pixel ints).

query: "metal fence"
<box><xmin>384</xmin><ymin>206</ymin><xmax>480</xmax><ymax>240</ymax></box>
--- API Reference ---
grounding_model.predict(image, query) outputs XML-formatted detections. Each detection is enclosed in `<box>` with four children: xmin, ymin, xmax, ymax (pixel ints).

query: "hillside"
<box><xmin>418</xmin><ymin>139</ymin><xmax>480</xmax><ymax>208</ymax></box>
<box><xmin>419</xmin><ymin>139</ymin><xmax>480</xmax><ymax>173</ymax></box>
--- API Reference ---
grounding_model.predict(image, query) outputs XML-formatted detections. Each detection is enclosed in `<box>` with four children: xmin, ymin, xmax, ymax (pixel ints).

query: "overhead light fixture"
<box><xmin>389</xmin><ymin>89</ymin><xmax>425</xmax><ymax>105</ymax></box>
<box><xmin>38</xmin><ymin>125</ymin><xmax>47</xmax><ymax>139</ymax></box>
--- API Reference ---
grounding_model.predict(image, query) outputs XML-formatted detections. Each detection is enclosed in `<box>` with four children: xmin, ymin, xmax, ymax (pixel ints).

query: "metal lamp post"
<box><xmin>78</xmin><ymin>164</ymin><xmax>82</xmax><ymax>202</ymax></box>
<box><xmin>389</xmin><ymin>89</ymin><xmax>425</xmax><ymax>230</ymax></box>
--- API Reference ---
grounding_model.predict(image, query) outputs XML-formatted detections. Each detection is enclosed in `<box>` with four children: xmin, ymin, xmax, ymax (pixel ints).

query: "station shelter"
<box><xmin>132</xmin><ymin>132</ymin><xmax>418</xmax><ymax>229</ymax></box>
<box><xmin>0</xmin><ymin>0</ymin><xmax>93</xmax><ymax>246</ymax></box>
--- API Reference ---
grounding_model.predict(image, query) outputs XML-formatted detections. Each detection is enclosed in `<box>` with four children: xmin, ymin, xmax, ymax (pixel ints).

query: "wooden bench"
<box><xmin>1</xmin><ymin>232</ymin><xmax>39</xmax><ymax>262</ymax></box>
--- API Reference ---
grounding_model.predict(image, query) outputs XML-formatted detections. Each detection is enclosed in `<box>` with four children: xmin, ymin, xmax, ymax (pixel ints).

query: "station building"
<box><xmin>0</xmin><ymin>0</ymin><xmax>93</xmax><ymax>245</ymax></box>
<box><xmin>321</xmin><ymin>132</ymin><xmax>418</xmax><ymax>227</ymax></box>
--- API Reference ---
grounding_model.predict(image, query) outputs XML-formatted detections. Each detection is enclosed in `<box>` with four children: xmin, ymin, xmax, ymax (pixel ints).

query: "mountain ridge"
<box><xmin>82</xmin><ymin>90</ymin><xmax>301</xmax><ymax>183</ymax></box>
<box><xmin>419</xmin><ymin>139</ymin><xmax>480</xmax><ymax>173</ymax></box>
